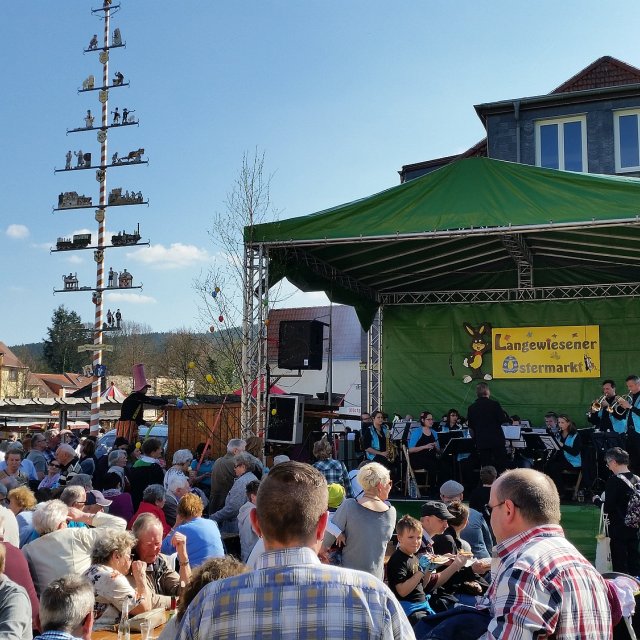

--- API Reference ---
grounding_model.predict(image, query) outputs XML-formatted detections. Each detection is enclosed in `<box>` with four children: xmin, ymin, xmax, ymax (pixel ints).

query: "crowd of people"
<box><xmin>0</xmin><ymin>378</ymin><xmax>636</xmax><ymax>638</ymax></box>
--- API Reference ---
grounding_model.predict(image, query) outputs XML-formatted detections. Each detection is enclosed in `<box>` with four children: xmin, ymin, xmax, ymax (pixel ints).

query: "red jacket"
<box><xmin>128</xmin><ymin>501</ymin><xmax>171</xmax><ymax>536</ymax></box>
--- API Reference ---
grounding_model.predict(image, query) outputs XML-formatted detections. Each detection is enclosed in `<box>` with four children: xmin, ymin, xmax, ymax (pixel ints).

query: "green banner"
<box><xmin>382</xmin><ymin>298</ymin><xmax>640</xmax><ymax>427</ymax></box>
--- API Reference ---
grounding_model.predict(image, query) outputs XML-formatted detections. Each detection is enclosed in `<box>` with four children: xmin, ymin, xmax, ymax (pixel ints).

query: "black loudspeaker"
<box><xmin>266</xmin><ymin>395</ymin><xmax>304</xmax><ymax>444</ymax></box>
<box><xmin>278</xmin><ymin>320</ymin><xmax>324</xmax><ymax>370</ymax></box>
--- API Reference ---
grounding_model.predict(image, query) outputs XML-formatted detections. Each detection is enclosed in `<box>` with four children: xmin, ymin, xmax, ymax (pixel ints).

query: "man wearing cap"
<box><xmin>439</xmin><ymin>479</ymin><xmax>493</xmax><ymax>561</ymax></box>
<box><xmin>117</xmin><ymin>363</ymin><xmax>166</xmax><ymax>442</ymax></box>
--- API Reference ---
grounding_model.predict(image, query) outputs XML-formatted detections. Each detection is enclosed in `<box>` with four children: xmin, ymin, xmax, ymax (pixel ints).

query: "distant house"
<box><xmin>267</xmin><ymin>305</ymin><xmax>365</xmax><ymax>420</ymax></box>
<box><xmin>34</xmin><ymin>372</ymin><xmax>96</xmax><ymax>398</ymax></box>
<box><xmin>400</xmin><ymin>56</ymin><xmax>640</xmax><ymax>181</ymax></box>
<box><xmin>0</xmin><ymin>342</ymin><xmax>30</xmax><ymax>399</ymax></box>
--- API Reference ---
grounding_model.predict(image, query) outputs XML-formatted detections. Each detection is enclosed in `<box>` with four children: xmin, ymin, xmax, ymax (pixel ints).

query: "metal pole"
<box><xmin>328</xmin><ymin>302</ymin><xmax>333</xmax><ymax>439</ymax></box>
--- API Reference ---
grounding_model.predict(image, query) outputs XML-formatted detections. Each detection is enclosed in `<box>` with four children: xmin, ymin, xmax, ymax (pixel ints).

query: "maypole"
<box><xmin>53</xmin><ymin>0</ymin><xmax>150</xmax><ymax>435</ymax></box>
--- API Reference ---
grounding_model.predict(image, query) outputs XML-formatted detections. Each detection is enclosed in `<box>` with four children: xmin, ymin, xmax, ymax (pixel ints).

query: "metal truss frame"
<box><xmin>241</xmin><ymin>244</ymin><xmax>268</xmax><ymax>438</ymax></box>
<box><xmin>500</xmin><ymin>233</ymin><xmax>534</xmax><ymax>288</ymax></box>
<box><xmin>367</xmin><ymin>309</ymin><xmax>383</xmax><ymax>413</ymax></box>
<box><xmin>381</xmin><ymin>282</ymin><xmax>640</xmax><ymax>305</ymax></box>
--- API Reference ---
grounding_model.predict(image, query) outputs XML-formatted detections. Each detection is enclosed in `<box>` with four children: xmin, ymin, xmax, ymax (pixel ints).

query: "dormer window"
<box><xmin>535</xmin><ymin>115</ymin><xmax>587</xmax><ymax>172</ymax></box>
<box><xmin>614</xmin><ymin>109</ymin><xmax>640</xmax><ymax>173</ymax></box>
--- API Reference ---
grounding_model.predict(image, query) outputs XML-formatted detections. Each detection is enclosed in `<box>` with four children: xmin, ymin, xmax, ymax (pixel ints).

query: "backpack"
<box><xmin>617</xmin><ymin>474</ymin><xmax>640</xmax><ymax>528</ymax></box>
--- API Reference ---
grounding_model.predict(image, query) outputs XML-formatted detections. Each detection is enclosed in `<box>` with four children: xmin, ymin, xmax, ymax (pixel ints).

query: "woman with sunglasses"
<box><xmin>38</xmin><ymin>460</ymin><xmax>61</xmax><ymax>491</ymax></box>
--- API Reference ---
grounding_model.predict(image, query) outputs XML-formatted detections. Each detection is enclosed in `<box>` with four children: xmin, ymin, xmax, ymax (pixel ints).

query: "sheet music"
<box><xmin>539</xmin><ymin>435</ymin><xmax>561</xmax><ymax>451</ymax></box>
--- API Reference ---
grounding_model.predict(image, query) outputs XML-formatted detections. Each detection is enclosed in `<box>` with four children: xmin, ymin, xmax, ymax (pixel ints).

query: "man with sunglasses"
<box><xmin>478</xmin><ymin>469</ymin><xmax>611</xmax><ymax>639</ymax></box>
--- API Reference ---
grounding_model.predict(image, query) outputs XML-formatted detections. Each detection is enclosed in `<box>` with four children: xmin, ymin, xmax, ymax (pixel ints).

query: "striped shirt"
<box><xmin>478</xmin><ymin>524</ymin><xmax>612</xmax><ymax>639</ymax></box>
<box><xmin>175</xmin><ymin>546</ymin><xmax>415</xmax><ymax>640</ymax></box>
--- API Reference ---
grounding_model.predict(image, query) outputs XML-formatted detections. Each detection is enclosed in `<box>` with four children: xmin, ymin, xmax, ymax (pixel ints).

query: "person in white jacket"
<box><xmin>22</xmin><ymin>500</ymin><xmax>126</xmax><ymax>596</ymax></box>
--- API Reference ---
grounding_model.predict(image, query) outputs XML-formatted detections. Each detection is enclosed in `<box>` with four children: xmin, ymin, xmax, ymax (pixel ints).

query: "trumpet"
<box><xmin>608</xmin><ymin>394</ymin><xmax>632</xmax><ymax>418</ymax></box>
<box><xmin>591</xmin><ymin>395</ymin><xmax>607</xmax><ymax>412</ymax></box>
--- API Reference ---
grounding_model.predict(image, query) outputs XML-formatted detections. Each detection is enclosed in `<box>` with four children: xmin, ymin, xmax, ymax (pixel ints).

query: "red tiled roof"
<box><xmin>551</xmin><ymin>56</ymin><xmax>640</xmax><ymax>94</ymax></box>
<box><xmin>0</xmin><ymin>342</ymin><xmax>26</xmax><ymax>369</ymax></box>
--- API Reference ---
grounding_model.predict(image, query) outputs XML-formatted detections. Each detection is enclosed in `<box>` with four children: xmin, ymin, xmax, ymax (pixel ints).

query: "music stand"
<box><xmin>442</xmin><ymin>438</ymin><xmax>476</xmax><ymax>484</ymax></box>
<box><xmin>522</xmin><ymin>433</ymin><xmax>560</xmax><ymax>452</ymax></box>
<box><xmin>438</xmin><ymin>431</ymin><xmax>463</xmax><ymax>453</ymax></box>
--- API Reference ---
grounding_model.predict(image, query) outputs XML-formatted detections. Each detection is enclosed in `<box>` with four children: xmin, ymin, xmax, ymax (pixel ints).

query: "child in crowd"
<box><xmin>386</xmin><ymin>514</ymin><xmax>436</xmax><ymax>625</ymax></box>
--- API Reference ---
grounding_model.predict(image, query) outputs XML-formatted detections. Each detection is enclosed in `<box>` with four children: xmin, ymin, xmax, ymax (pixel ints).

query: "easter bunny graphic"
<box><xmin>462</xmin><ymin>322</ymin><xmax>493</xmax><ymax>384</ymax></box>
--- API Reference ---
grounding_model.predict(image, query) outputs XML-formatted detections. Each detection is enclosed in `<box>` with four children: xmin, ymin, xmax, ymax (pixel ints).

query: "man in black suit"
<box><xmin>467</xmin><ymin>382</ymin><xmax>509</xmax><ymax>473</ymax></box>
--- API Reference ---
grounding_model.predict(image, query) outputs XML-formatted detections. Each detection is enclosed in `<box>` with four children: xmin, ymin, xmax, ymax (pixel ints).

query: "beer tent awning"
<box><xmin>246</xmin><ymin>158</ymin><xmax>640</xmax><ymax>329</ymax></box>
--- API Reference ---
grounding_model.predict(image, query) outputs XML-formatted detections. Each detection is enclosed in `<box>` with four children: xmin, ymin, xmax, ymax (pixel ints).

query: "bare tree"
<box><xmin>104</xmin><ymin>320</ymin><xmax>160</xmax><ymax>380</ymax></box>
<box><xmin>193</xmin><ymin>149</ymin><xmax>287</xmax><ymax>397</ymax></box>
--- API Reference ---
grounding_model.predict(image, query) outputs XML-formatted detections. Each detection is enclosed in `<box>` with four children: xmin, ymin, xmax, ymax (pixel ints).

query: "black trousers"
<box><xmin>627</xmin><ymin>430</ymin><xmax>640</xmax><ymax>475</ymax></box>
<box><xmin>610</xmin><ymin>533</ymin><xmax>640</xmax><ymax>576</ymax></box>
<box><xmin>477</xmin><ymin>447</ymin><xmax>509</xmax><ymax>475</ymax></box>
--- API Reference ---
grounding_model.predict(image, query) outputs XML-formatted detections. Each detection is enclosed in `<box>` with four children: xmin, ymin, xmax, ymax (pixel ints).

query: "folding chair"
<box><xmin>402</xmin><ymin>444</ymin><xmax>429</xmax><ymax>498</ymax></box>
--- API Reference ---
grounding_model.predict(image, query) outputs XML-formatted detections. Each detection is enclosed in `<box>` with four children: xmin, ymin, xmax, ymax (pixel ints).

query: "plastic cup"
<box><xmin>139</xmin><ymin>620</ymin><xmax>151</xmax><ymax>640</ymax></box>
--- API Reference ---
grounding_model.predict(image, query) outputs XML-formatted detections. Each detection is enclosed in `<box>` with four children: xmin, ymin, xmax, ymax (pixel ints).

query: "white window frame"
<box><xmin>614</xmin><ymin>108</ymin><xmax>640</xmax><ymax>173</ymax></box>
<box><xmin>535</xmin><ymin>115</ymin><xmax>587</xmax><ymax>172</ymax></box>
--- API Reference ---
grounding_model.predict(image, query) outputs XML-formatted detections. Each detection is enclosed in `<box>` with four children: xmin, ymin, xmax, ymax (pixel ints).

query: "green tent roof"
<box><xmin>247</xmin><ymin>158</ymin><xmax>640</xmax><ymax>328</ymax></box>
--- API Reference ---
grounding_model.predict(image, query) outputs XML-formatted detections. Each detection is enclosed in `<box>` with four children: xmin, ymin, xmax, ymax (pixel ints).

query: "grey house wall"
<box><xmin>485</xmin><ymin>95</ymin><xmax>640</xmax><ymax>176</ymax></box>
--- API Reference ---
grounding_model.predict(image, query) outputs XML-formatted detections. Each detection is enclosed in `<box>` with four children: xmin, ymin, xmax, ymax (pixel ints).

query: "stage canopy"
<box><xmin>248</xmin><ymin>158</ymin><xmax>640</xmax><ymax>329</ymax></box>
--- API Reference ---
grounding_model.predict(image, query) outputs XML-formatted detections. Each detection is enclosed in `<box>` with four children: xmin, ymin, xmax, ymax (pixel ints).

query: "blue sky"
<box><xmin>2</xmin><ymin>1</ymin><xmax>640</xmax><ymax>346</ymax></box>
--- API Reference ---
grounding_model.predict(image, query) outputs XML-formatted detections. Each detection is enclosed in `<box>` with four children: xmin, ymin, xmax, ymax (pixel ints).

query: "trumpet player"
<box><xmin>587</xmin><ymin>379</ymin><xmax>627</xmax><ymax>434</ymax></box>
<box><xmin>618</xmin><ymin>375</ymin><xmax>640</xmax><ymax>472</ymax></box>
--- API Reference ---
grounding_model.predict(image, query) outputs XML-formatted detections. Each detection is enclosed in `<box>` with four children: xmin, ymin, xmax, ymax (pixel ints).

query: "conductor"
<box><xmin>467</xmin><ymin>382</ymin><xmax>509</xmax><ymax>473</ymax></box>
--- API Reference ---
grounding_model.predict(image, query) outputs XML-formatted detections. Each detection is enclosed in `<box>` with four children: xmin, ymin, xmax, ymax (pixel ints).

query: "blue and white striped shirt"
<box><xmin>175</xmin><ymin>546</ymin><xmax>415</xmax><ymax>640</ymax></box>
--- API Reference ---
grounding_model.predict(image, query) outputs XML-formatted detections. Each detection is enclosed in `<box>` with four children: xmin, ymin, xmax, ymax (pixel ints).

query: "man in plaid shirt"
<box><xmin>312</xmin><ymin>436</ymin><xmax>353</xmax><ymax>498</ymax></box>
<box><xmin>478</xmin><ymin>468</ymin><xmax>612</xmax><ymax>639</ymax></box>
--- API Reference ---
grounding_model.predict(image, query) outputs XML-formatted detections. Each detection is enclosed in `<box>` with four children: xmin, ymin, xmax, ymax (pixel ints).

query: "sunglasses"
<box><xmin>48</xmin><ymin>463</ymin><xmax>61</xmax><ymax>468</ymax></box>
<box><xmin>485</xmin><ymin>500</ymin><xmax>519</xmax><ymax>514</ymax></box>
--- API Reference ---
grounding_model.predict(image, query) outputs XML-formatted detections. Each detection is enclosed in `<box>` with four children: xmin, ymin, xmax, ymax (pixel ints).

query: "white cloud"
<box><xmin>126</xmin><ymin>243</ymin><xmax>210</xmax><ymax>270</ymax></box>
<box><xmin>105</xmin><ymin>292</ymin><xmax>157</xmax><ymax>304</ymax></box>
<box><xmin>6</xmin><ymin>224</ymin><xmax>29</xmax><ymax>239</ymax></box>
<box><xmin>67</xmin><ymin>255</ymin><xmax>84</xmax><ymax>264</ymax></box>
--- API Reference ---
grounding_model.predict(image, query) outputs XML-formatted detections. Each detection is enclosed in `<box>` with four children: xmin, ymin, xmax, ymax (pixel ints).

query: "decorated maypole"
<box><xmin>53</xmin><ymin>0</ymin><xmax>149</xmax><ymax>434</ymax></box>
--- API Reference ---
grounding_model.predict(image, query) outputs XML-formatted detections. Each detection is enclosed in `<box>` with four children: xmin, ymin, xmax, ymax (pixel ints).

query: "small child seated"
<box><xmin>386</xmin><ymin>515</ymin><xmax>436</xmax><ymax>625</ymax></box>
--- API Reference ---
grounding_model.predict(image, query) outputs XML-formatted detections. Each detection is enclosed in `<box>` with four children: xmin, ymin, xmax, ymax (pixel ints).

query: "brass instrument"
<box><xmin>608</xmin><ymin>394</ymin><xmax>632</xmax><ymax>418</ymax></box>
<box><xmin>591</xmin><ymin>395</ymin><xmax>606</xmax><ymax>412</ymax></box>
<box><xmin>385</xmin><ymin>427</ymin><xmax>397</xmax><ymax>463</ymax></box>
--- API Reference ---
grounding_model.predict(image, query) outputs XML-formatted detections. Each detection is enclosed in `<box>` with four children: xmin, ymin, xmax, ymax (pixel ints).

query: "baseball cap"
<box><xmin>273</xmin><ymin>455</ymin><xmax>290</xmax><ymax>466</ymax></box>
<box><xmin>87</xmin><ymin>490</ymin><xmax>112</xmax><ymax>507</ymax></box>
<box><xmin>420</xmin><ymin>500</ymin><xmax>455</xmax><ymax>520</ymax></box>
<box><xmin>327</xmin><ymin>483</ymin><xmax>346</xmax><ymax>509</ymax></box>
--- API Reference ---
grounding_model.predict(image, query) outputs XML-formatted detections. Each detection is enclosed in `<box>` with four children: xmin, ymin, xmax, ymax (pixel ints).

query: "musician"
<box><xmin>587</xmin><ymin>379</ymin><xmax>627</xmax><ymax>434</ymax></box>
<box><xmin>544</xmin><ymin>412</ymin><xmax>560</xmax><ymax>437</ymax></box>
<box><xmin>438</xmin><ymin>409</ymin><xmax>465</xmax><ymax>432</ymax></box>
<box><xmin>618</xmin><ymin>375</ymin><xmax>640</xmax><ymax>472</ymax></box>
<box><xmin>361</xmin><ymin>410</ymin><xmax>394</xmax><ymax>471</ymax></box>
<box><xmin>466</xmin><ymin>382</ymin><xmax>508</xmax><ymax>473</ymax></box>
<box><xmin>546</xmin><ymin>414</ymin><xmax>582</xmax><ymax>494</ymax></box>
<box><xmin>407</xmin><ymin>412</ymin><xmax>439</xmax><ymax>479</ymax></box>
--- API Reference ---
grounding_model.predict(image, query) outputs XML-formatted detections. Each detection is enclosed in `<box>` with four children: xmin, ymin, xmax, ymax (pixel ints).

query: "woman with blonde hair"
<box><xmin>8</xmin><ymin>486</ymin><xmax>37</xmax><ymax>547</ymax></box>
<box><xmin>321</xmin><ymin>461</ymin><xmax>396</xmax><ymax>579</ymax></box>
